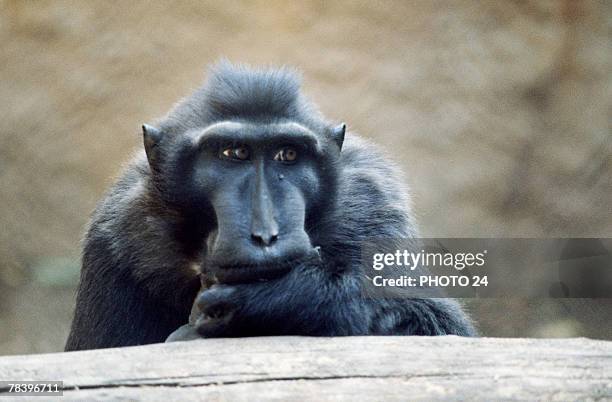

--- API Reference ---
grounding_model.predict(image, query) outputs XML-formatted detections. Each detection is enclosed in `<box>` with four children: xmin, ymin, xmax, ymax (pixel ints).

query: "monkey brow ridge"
<box><xmin>190</xmin><ymin>120</ymin><xmax>322</xmax><ymax>152</ymax></box>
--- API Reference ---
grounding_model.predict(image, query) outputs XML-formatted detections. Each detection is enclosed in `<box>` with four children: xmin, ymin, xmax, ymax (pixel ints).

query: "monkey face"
<box><xmin>144</xmin><ymin>120</ymin><xmax>344</xmax><ymax>284</ymax></box>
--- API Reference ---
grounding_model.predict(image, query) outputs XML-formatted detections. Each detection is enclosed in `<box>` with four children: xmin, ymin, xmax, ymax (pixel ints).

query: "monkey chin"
<box><xmin>207</xmin><ymin>247</ymin><xmax>322</xmax><ymax>285</ymax></box>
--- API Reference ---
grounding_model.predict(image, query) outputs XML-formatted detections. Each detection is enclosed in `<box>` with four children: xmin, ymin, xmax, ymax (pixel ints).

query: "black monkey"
<box><xmin>66</xmin><ymin>62</ymin><xmax>475</xmax><ymax>350</ymax></box>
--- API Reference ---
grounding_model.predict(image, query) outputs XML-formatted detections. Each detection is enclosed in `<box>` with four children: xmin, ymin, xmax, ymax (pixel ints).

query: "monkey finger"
<box><xmin>196</xmin><ymin>285</ymin><xmax>238</xmax><ymax>318</ymax></box>
<box><xmin>165</xmin><ymin>324</ymin><xmax>201</xmax><ymax>342</ymax></box>
<box><xmin>195</xmin><ymin>310</ymin><xmax>235</xmax><ymax>338</ymax></box>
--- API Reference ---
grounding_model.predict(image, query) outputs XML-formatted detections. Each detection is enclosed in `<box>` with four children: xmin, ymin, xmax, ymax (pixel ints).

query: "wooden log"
<box><xmin>0</xmin><ymin>336</ymin><xmax>610</xmax><ymax>401</ymax></box>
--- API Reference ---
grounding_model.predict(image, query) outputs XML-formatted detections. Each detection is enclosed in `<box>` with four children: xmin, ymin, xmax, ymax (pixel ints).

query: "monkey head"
<box><xmin>141</xmin><ymin>64</ymin><xmax>346</xmax><ymax>284</ymax></box>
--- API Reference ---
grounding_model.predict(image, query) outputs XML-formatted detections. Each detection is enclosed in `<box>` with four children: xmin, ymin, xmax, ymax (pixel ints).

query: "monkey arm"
<box><xmin>192</xmin><ymin>262</ymin><xmax>371</xmax><ymax>338</ymax></box>
<box><xmin>366</xmin><ymin>297</ymin><xmax>477</xmax><ymax>336</ymax></box>
<box><xmin>65</xmin><ymin>237</ymin><xmax>178</xmax><ymax>350</ymax></box>
<box><xmin>65</xmin><ymin>183</ymin><xmax>201</xmax><ymax>351</ymax></box>
<box><xmin>186</xmin><ymin>259</ymin><xmax>476</xmax><ymax>338</ymax></box>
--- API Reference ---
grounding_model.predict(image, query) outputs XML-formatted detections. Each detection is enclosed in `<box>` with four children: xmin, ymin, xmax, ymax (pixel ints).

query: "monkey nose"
<box><xmin>250</xmin><ymin>231</ymin><xmax>279</xmax><ymax>247</ymax></box>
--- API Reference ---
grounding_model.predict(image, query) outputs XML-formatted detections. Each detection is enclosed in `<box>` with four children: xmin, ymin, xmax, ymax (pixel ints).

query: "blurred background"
<box><xmin>0</xmin><ymin>0</ymin><xmax>610</xmax><ymax>355</ymax></box>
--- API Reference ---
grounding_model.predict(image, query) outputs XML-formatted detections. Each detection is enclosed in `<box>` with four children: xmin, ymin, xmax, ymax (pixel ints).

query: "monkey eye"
<box><xmin>221</xmin><ymin>146</ymin><xmax>250</xmax><ymax>161</ymax></box>
<box><xmin>274</xmin><ymin>147</ymin><xmax>298</xmax><ymax>163</ymax></box>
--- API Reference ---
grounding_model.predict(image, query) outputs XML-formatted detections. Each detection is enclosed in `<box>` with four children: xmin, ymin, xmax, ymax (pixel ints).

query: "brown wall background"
<box><xmin>0</xmin><ymin>0</ymin><xmax>610</xmax><ymax>355</ymax></box>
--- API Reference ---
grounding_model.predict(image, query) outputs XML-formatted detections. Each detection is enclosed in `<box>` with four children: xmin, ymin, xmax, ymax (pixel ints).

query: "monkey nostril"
<box><xmin>251</xmin><ymin>233</ymin><xmax>279</xmax><ymax>247</ymax></box>
<box><xmin>251</xmin><ymin>234</ymin><xmax>262</xmax><ymax>245</ymax></box>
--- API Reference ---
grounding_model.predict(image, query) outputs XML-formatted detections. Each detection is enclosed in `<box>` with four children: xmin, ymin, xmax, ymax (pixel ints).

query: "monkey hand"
<box><xmin>194</xmin><ymin>264</ymin><xmax>368</xmax><ymax>338</ymax></box>
<box><xmin>193</xmin><ymin>285</ymin><xmax>241</xmax><ymax>338</ymax></box>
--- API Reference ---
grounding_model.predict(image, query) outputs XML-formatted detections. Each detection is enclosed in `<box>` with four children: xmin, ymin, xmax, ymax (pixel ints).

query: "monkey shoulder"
<box><xmin>335</xmin><ymin>134</ymin><xmax>417</xmax><ymax>239</ymax></box>
<box><xmin>87</xmin><ymin>152</ymin><xmax>155</xmax><ymax>243</ymax></box>
<box><xmin>84</xmin><ymin>153</ymin><xmax>194</xmax><ymax>283</ymax></box>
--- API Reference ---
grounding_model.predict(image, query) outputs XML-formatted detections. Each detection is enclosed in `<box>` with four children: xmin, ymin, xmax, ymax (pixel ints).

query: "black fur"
<box><xmin>66</xmin><ymin>62</ymin><xmax>475</xmax><ymax>351</ymax></box>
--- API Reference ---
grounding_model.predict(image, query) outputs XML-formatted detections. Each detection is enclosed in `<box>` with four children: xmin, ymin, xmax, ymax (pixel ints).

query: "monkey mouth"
<box><xmin>207</xmin><ymin>248</ymin><xmax>321</xmax><ymax>285</ymax></box>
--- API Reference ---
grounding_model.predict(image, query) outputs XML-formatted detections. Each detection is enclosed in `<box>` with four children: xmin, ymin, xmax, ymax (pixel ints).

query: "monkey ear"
<box><xmin>142</xmin><ymin>124</ymin><xmax>162</xmax><ymax>166</ymax></box>
<box><xmin>331</xmin><ymin>123</ymin><xmax>346</xmax><ymax>151</ymax></box>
